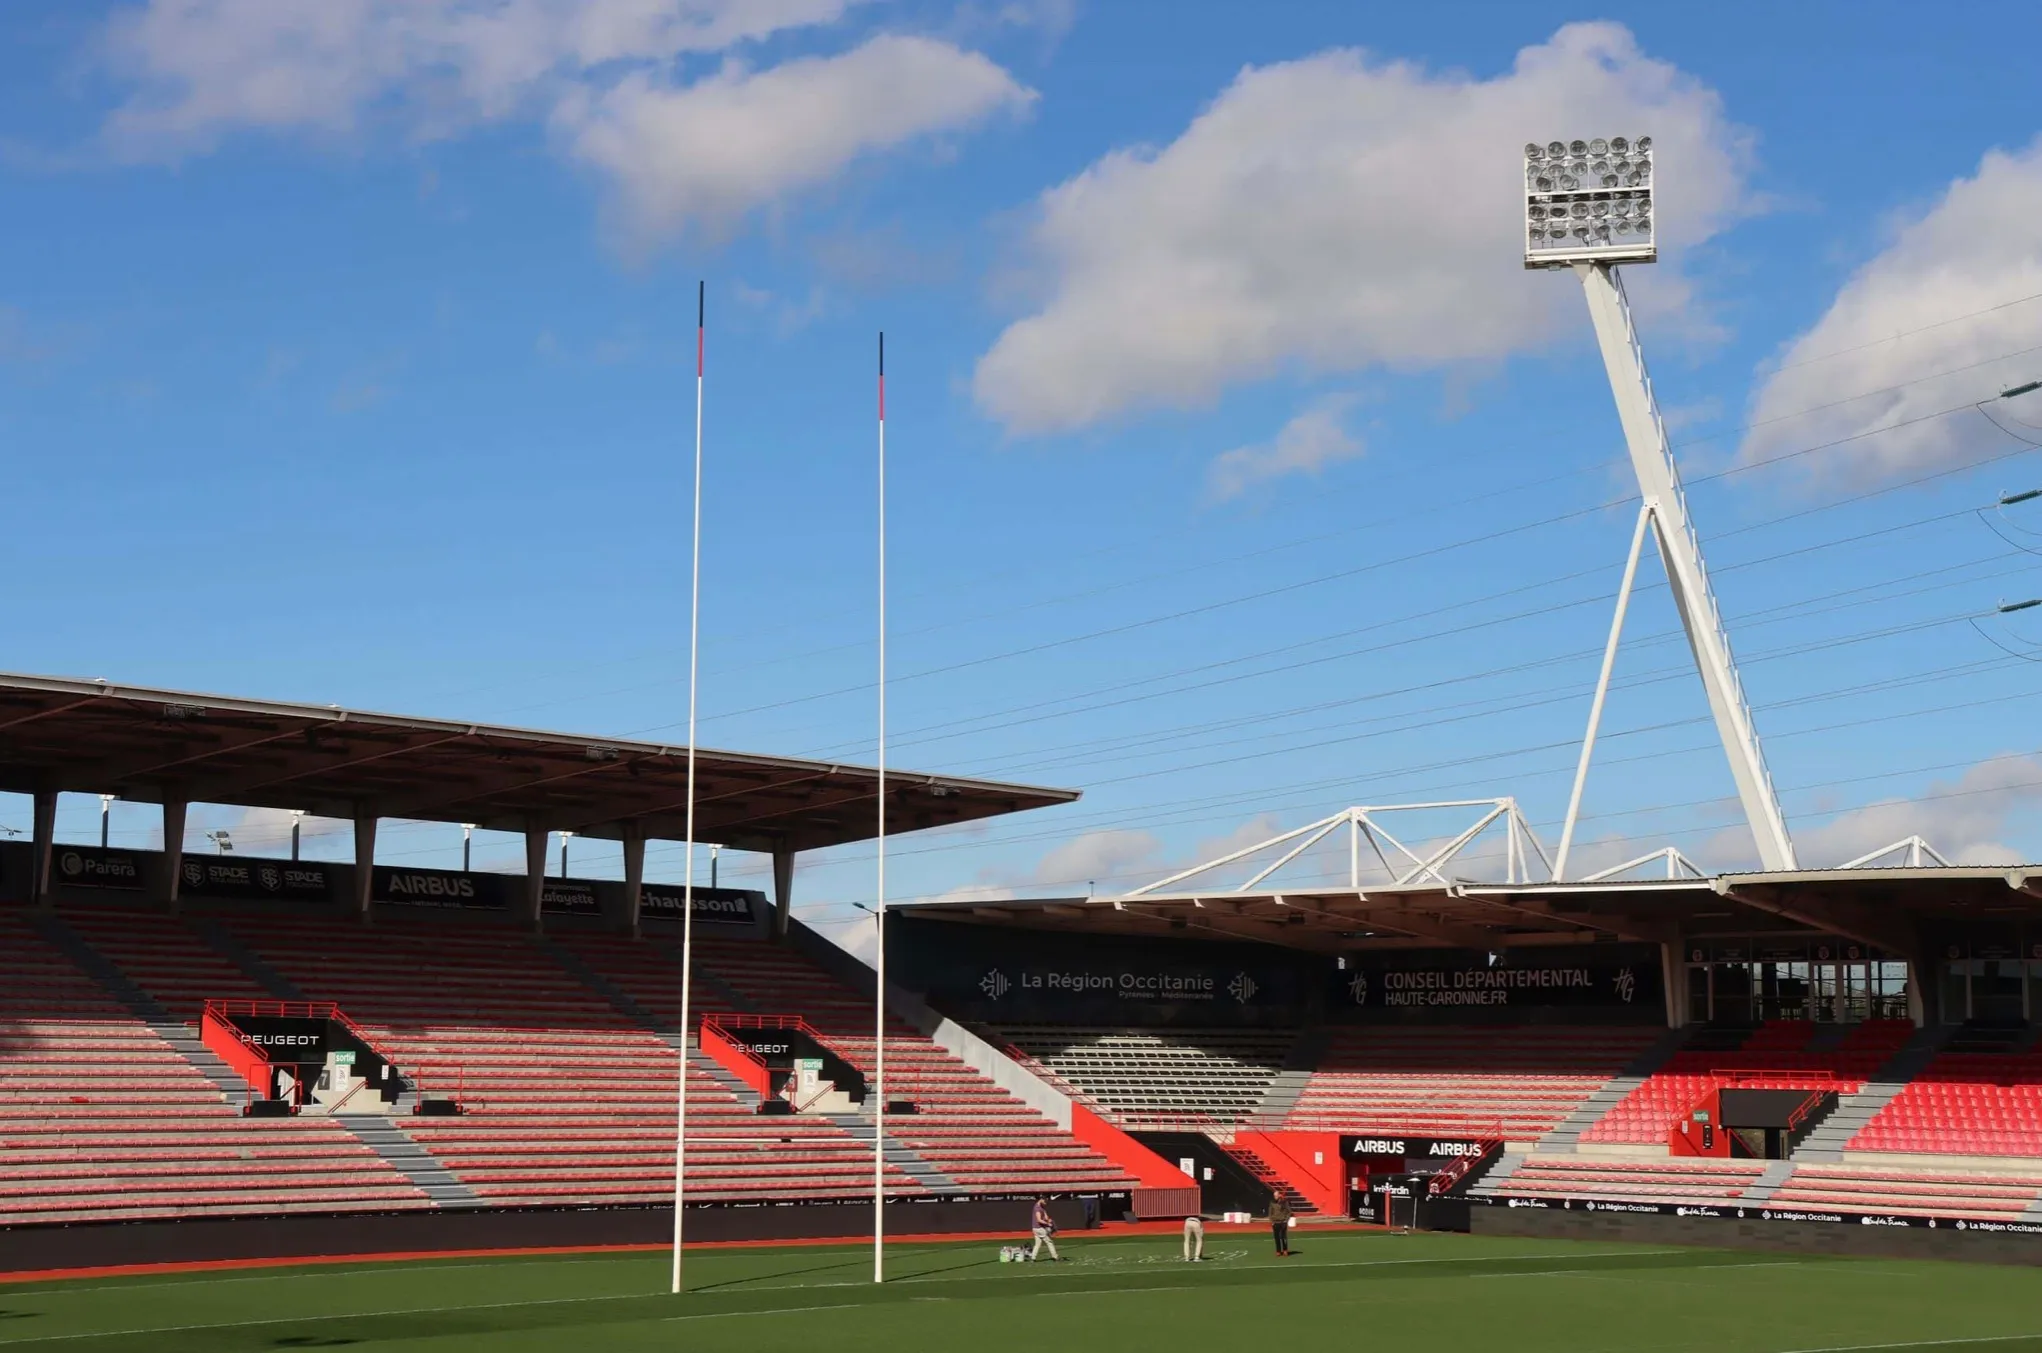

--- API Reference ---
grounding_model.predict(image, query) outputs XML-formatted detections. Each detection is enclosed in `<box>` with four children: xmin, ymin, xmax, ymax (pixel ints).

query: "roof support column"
<box><xmin>29</xmin><ymin>788</ymin><xmax>57</xmax><ymax>912</ymax></box>
<box><xmin>162</xmin><ymin>798</ymin><xmax>187</xmax><ymax>914</ymax></box>
<box><xmin>1907</xmin><ymin>959</ymin><xmax>1927</xmax><ymax>1028</ymax></box>
<box><xmin>622</xmin><ymin>825</ymin><xmax>646</xmax><ymax>937</ymax></box>
<box><xmin>522</xmin><ymin>823</ymin><xmax>547</xmax><ymax>932</ymax></box>
<box><xmin>772</xmin><ymin>846</ymin><xmax>794</xmax><ymax>940</ymax></box>
<box><xmin>1659</xmin><ymin>941</ymin><xmax>1686</xmax><ymax>1028</ymax></box>
<box><xmin>353</xmin><ymin>812</ymin><xmax>377</xmax><ymax>924</ymax></box>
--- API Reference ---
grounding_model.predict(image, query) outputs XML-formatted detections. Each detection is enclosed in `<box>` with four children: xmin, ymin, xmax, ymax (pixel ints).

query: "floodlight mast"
<box><xmin>1527</xmin><ymin>136</ymin><xmax>1797</xmax><ymax>875</ymax></box>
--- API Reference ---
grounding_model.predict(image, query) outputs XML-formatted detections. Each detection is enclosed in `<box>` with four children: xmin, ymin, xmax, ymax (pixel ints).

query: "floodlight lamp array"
<box><xmin>1525</xmin><ymin>135</ymin><xmax>1655</xmax><ymax>269</ymax></box>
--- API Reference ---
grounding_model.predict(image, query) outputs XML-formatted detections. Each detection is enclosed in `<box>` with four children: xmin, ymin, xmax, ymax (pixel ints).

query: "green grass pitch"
<box><xmin>3</xmin><ymin>1228</ymin><xmax>2041</xmax><ymax>1352</ymax></box>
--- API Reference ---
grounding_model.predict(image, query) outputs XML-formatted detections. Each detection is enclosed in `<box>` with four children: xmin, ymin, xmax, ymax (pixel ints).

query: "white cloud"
<box><xmin>101</xmin><ymin>0</ymin><xmax>859</xmax><ymax>151</ymax></box>
<box><xmin>1031</xmin><ymin>827</ymin><xmax>1159</xmax><ymax>890</ymax></box>
<box><xmin>973</xmin><ymin>22</ymin><xmax>1752</xmax><ymax>434</ymax></box>
<box><xmin>96</xmin><ymin>1</ymin><xmax>1029</xmax><ymax>246</ymax></box>
<box><xmin>1739</xmin><ymin>138</ymin><xmax>2042</xmax><ymax>484</ymax></box>
<box><xmin>1794</xmin><ymin>755</ymin><xmax>2042</xmax><ymax>868</ymax></box>
<box><xmin>1207</xmin><ymin>393</ymin><xmax>1364</xmax><ymax>502</ymax></box>
<box><xmin>556</xmin><ymin>36</ymin><xmax>1032</xmax><ymax>244</ymax></box>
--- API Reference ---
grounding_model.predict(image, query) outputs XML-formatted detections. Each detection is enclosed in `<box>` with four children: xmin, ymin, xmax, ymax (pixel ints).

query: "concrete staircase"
<box><xmin>29</xmin><ymin>913</ymin><xmax>250</xmax><ymax>1104</ymax></box>
<box><xmin>1537</xmin><ymin>1025</ymin><xmax>1692</xmax><ymax>1149</ymax></box>
<box><xmin>337</xmin><ymin>1115</ymin><xmax>481</xmax><ymax>1207</ymax></box>
<box><xmin>1792</xmin><ymin>1024</ymin><xmax>1953</xmax><ymax>1162</ymax></box>
<box><xmin>1251</xmin><ymin>1028</ymin><xmax>1329</xmax><ymax>1123</ymax></box>
<box><xmin>539</xmin><ymin>936</ymin><xmax>665</xmax><ymax>1028</ymax></box>
<box><xmin>827</xmin><ymin>1109</ymin><xmax>964</xmax><ymax>1196</ymax></box>
<box><xmin>639</xmin><ymin>938</ymin><xmax>757</xmax><ymax>1018</ymax></box>
<box><xmin>1740</xmin><ymin>1159</ymin><xmax>1796</xmax><ymax>1202</ymax></box>
<box><xmin>1468</xmin><ymin>1151</ymin><xmax>1527</xmax><ymax>1195</ymax></box>
<box><xmin>193</xmin><ymin>917</ymin><xmax>306</xmax><ymax>999</ymax></box>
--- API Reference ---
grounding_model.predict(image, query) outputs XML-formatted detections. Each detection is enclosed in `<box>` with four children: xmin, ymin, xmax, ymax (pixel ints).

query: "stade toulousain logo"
<box><xmin>182</xmin><ymin>860</ymin><xmax>205</xmax><ymax>889</ymax></box>
<box><xmin>979</xmin><ymin>970</ymin><xmax>1011</xmax><ymax>1001</ymax></box>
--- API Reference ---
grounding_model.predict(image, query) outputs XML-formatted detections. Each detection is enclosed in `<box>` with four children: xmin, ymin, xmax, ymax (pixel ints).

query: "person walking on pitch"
<box><xmin>1268</xmin><ymin>1196</ymin><xmax>1292</xmax><ymax>1257</ymax></box>
<box><xmin>1030</xmin><ymin>1197</ymin><xmax>1061</xmax><ymax>1261</ymax></box>
<box><xmin>1182</xmin><ymin>1214</ymin><xmax>1205</xmax><ymax>1262</ymax></box>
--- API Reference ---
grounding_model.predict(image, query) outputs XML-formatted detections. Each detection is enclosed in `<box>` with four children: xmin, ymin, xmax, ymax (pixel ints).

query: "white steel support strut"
<box><xmin>1554</xmin><ymin>501</ymin><xmax>1652</xmax><ymax>880</ymax></box>
<box><xmin>1574</xmin><ymin>262</ymin><xmax>1797</xmax><ymax>871</ymax></box>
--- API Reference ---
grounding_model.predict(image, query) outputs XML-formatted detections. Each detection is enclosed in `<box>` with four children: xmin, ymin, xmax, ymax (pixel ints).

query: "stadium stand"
<box><xmin>1480</xmin><ymin>1153</ymin><xmax>2042</xmax><ymax>1224</ymax></box>
<box><xmin>3</xmin><ymin>905</ymin><xmax>1138</xmax><ymax>1218</ymax></box>
<box><xmin>1580</xmin><ymin>1019</ymin><xmax>1914</xmax><ymax>1145</ymax></box>
<box><xmin>59</xmin><ymin>908</ymin><xmax>273</xmax><ymax>1021</ymax></box>
<box><xmin>1849</xmin><ymin>1027</ymin><xmax>2042</xmax><ymax>1157</ymax></box>
<box><xmin>214</xmin><ymin>915</ymin><xmax>911</xmax><ymax>1207</ymax></box>
<box><xmin>1481</xmin><ymin>1156</ymin><xmax>1765</xmax><ymax>1205</ymax></box>
<box><xmin>1283</xmin><ymin>1026</ymin><xmax>1660</xmax><ymax>1139</ymax></box>
<box><xmin>0</xmin><ymin>911</ymin><xmax>427</xmax><ymax>1225</ymax></box>
<box><xmin>683</xmin><ymin>936</ymin><xmax>1141</xmax><ymax>1195</ymax></box>
<box><xmin>989</xmin><ymin>1026</ymin><xmax>1296</xmax><ymax>1127</ymax></box>
<box><xmin>1764</xmin><ymin>1163</ymin><xmax>2042</xmax><ymax>1219</ymax></box>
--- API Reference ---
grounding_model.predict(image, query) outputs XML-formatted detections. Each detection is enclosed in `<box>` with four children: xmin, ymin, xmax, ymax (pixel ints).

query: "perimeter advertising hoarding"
<box><xmin>1340</xmin><ymin>1135</ymin><xmax>1493</xmax><ymax>1164</ymax></box>
<box><xmin>179</xmin><ymin>856</ymin><xmax>331</xmax><ymax>902</ymax></box>
<box><xmin>1337</xmin><ymin>945</ymin><xmax>1663</xmax><ymax>1024</ymax></box>
<box><xmin>374</xmin><ymin>865</ymin><xmax>509</xmax><ymax>911</ymax></box>
<box><xmin>372</xmin><ymin>866</ymin><xmax>604</xmax><ymax>914</ymax></box>
<box><xmin>889</xmin><ymin>912</ymin><xmax>1314</xmax><ymax>1026</ymax></box>
<box><xmin>1472</xmin><ymin>1194</ymin><xmax>2042</xmax><ymax>1234</ymax></box>
<box><xmin>640</xmin><ymin>885</ymin><xmax>763</xmax><ymax>926</ymax></box>
<box><xmin>53</xmin><ymin>846</ymin><xmax>145</xmax><ymax>890</ymax></box>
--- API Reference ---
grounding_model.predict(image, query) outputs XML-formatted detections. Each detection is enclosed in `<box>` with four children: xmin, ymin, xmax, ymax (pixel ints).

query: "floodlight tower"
<box><xmin>1525</xmin><ymin>136</ymin><xmax>1798</xmax><ymax>876</ymax></box>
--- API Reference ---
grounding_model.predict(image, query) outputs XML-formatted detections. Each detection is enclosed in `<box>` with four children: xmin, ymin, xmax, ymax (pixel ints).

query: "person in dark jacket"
<box><xmin>1268</xmin><ymin>1196</ymin><xmax>1293</xmax><ymax>1256</ymax></box>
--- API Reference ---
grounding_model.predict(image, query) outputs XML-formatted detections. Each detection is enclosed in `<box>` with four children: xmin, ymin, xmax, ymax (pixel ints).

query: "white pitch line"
<box><xmin>659</xmin><ymin>1302</ymin><xmax>861</xmax><ymax>1324</ymax></box>
<box><xmin>1471</xmin><ymin>1259</ymin><xmax>1805</xmax><ymax>1280</ymax></box>
<box><xmin>1773</xmin><ymin>1336</ymin><xmax>2042</xmax><ymax>1353</ymax></box>
<box><xmin>0</xmin><ymin>1243</ymin><xmax>1705</xmax><ymax>1342</ymax></box>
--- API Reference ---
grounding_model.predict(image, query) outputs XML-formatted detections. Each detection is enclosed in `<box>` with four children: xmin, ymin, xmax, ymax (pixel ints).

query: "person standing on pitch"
<box><xmin>1268</xmin><ymin>1195</ymin><xmax>1292</xmax><ymax>1257</ymax></box>
<box><xmin>1030</xmin><ymin>1197</ymin><xmax>1061</xmax><ymax>1262</ymax></box>
<box><xmin>1182</xmin><ymin>1213</ymin><xmax>1205</xmax><ymax>1262</ymax></box>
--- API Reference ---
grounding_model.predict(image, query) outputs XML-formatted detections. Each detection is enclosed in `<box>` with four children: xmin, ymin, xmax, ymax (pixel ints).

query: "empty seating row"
<box><xmin>990</xmin><ymin>1025</ymin><xmax>1295</xmax><ymax>1127</ymax></box>
<box><xmin>1850</xmin><ymin>1047</ymin><xmax>2042</xmax><ymax>1157</ymax></box>
<box><xmin>0</xmin><ymin>911</ymin><xmax>425</xmax><ymax>1225</ymax></box>
<box><xmin>1486</xmin><ymin>1155</ymin><xmax>2042</xmax><ymax>1224</ymax></box>
<box><xmin>1581</xmin><ymin>1020</ymin><xmax>1913</xmax><ymax>1145</ymax></box>
<box><xmin>1285</xmin><ymin>1026</ymin><xmax>1656</xmax><ymax>1137</ymax></box>
<box><xmin>1483</xmin><ymin>1156</ymin><xmax>1764</xmax><ymax>1204</ymax></box>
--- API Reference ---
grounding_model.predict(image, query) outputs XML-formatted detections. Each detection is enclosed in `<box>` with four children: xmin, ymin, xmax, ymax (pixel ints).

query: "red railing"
<box><xmin>698</xmin><ymin>1016</ymin><xmax>776</xmax><ymax>1098</ymax></box>
<box><xmin>1427</xmin><ymin>1123</ymin><xmax>1504</xmax><ymax>1196</ymax></box>
<box><xmin>200</xmin><ymin>1003</ymin><xmax>275</xmax><ymax>1099</ymax></box>
<box><xmin>199</xmin><ymin>999</ymin><xmax>406</xmax><ymax>1107</ymax></box>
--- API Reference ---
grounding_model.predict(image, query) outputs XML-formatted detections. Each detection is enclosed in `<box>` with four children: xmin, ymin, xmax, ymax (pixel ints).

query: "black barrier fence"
<box><xmin>1471</xmin><ymin>1193</ymin><xmax>2042</xmax><ymax>1234</ymax></box>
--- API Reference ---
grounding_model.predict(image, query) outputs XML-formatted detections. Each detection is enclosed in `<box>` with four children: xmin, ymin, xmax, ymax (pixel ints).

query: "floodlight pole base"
<box><xmin>1572</xmin><ymin>262</ymin><xmax>1797</xmax><ymax>872</ymax></box>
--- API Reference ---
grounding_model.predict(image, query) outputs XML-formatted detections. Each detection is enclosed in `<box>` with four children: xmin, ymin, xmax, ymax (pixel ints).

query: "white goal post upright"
<box><xmin>671</xmin><ymin>281</ymin><xmax>706</xmax><ymax>1295</ymax></box>
<box><xmin>1526</xmin><ymin>136</ymin><xmax>1797</xmax><ymax>874</ymax></box>
<box><xmin>872</xmin><ymin>330</ymin><xmax>888</xmax><ymax>1286</ymax></box>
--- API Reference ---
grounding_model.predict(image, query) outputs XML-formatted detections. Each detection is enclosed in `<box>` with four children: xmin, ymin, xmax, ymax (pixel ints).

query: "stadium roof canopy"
<box><xmin>0</xmin><ymin>672</ymin><xmax>1077</xmax><ymax>854</ymax></box>
<box><xmin>903</xmin><ymin>867</ymin><xmax>2042</xmax><ymax>959</ymax></box>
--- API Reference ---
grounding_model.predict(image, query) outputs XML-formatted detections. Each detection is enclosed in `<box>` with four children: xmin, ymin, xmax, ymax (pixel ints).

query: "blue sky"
<box><xmin>3</xmin><ymin>1</ymin><xmax>2042</xmax><ymax>949</ymax></box>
